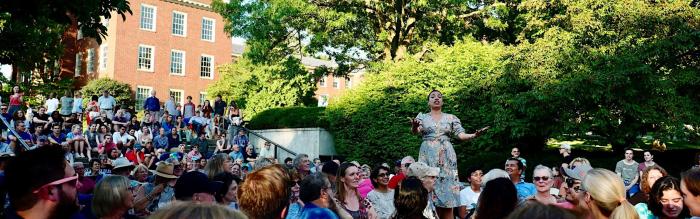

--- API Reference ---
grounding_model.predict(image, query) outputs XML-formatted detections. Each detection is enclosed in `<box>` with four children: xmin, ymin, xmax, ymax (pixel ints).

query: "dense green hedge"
<box><xmin>248</xmin><ymin>107</ymin><xmax>328</xmax><ymax>130</ymax></box>
<box><xmin>79</xmin><ymin>78</ymin><xmax>133</xmax><ymax>107</ymax></box>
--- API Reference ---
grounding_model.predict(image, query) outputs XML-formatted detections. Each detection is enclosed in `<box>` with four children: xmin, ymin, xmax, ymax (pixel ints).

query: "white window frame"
<box><xmin>200</xmin><ymin>54</ymin><xmax>214</xmax><ymax>79</ymax></box>
<box><xmin>170</xmin><ymin>49</ymin><xmax>186</xmax><ymax>76</ymax></box>
<box><xmin>140</xmin><ymin>4</ymin><xmax>157</xmax><ymax>32</ymax></box>
<box><xmin>318</xmin><ymin>94</ymin><xmax>329</xmax><ymax>107</ymax></box>
<box><xmin>137</xmin><ymin>44</ymin><xmax>155</xmax><ymax>72</ymax></box>
<box><xmin>75</xmin><ymin>52</ymin><xmax>82</xmax><ymax>76</ymax></box>
<box><xmin>319</xmin><ymin>76</ymin><xmax>326</xmax><ymax>87</ymax></box>
<box><xmin>171</xmin><ymin>11</ymin><xmax>187</xmax><ymax>37</ymax></box>
<box><xmin>201</xmin><ymin>17</ymin><xmax>215</xmax><ymax>42</ymax></box>
<box><xmin>332</xmin><ymin>77</ymin><xmax>340</xmax><ymax>89</ymax></box>
<box><xmin>135</xmin><ymin>86</ymin><xmax>153</xmax><ymax>111</ymax></box>
<box><xmin>169</xmin><ymin>89</ymin><xmax>185</xmax><ymax>107</ymax></box>
<box><xmin>99</xmin><ymin>44</ymin><xmax>108</xmax><ymax>70</ymax></box>
<box><xmin>199</xmin><ymin>92</ymin><xmax>207</xmax><ymax>105</ymax></box>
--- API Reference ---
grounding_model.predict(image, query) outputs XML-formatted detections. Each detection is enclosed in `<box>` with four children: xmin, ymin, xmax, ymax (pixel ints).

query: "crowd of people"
<box><xmin>2</xmin><ymin>88</ymin><xmax>700</xmax><ymax>219</ymax></box>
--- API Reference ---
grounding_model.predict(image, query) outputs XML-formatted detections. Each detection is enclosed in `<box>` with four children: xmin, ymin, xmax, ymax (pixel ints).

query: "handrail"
<box><xmin>236</xmin><ymin>125</ymin><xmax>297</xmax><ymax>157</ymax></box>
<box><xmin>0</xmin><ymin>116</ymin><xmax>31</xmax><ymax>152</ymax></box>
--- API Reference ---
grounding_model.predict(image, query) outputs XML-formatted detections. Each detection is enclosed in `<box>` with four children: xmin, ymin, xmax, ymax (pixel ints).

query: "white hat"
<box><xmin>112</xmin><ymin>157</ymin><xmax>134</xmax><ymax>170</ymax></box>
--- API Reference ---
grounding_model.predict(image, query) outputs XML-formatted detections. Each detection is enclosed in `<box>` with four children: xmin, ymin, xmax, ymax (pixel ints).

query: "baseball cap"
<box><xmin>563</xmin><ymin>164</ymin><xmax>592</xmax><ymax>181</ymax></box>
<box><xmin>174</xmin><ymin>171</ymin><xmax>223</xmax><ymax>200</ymax></box>
<box><xmin>408</xmin><ymin>162</ymin><xmax>439</xmax><ymax>178</ymax></box>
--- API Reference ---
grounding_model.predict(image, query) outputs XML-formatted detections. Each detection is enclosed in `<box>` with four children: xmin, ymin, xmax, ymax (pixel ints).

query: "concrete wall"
<box><xmin>249</xmin><ymin>128</ymin><xmax>337</xmax><ymax>161</ymax></box>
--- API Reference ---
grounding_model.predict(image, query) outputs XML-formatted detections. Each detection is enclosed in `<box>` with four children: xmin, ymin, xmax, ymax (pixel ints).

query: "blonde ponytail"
<box><xmin>582</xmin><ymin>169</ymin><xmax>639</xmax><ymax>219</ymax></box>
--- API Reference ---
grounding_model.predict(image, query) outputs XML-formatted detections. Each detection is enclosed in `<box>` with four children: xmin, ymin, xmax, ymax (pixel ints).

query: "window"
<box><xmin>100</xmin><ymin>44</ymin><xmax>108</xmax><ymax>70</ymax></box>
<box><xmin>199</xmin><ymin>92</ymin><xmax>207</xmax><ymax>105</ymax></box>
<box><xmin>345</xmin><ymin>78</ymin><xmax>351</xmax><ymax>88</ymax></box>
<box><xmin>332</xmin><ymin>77</ymin><xmax>340</xmax><ymax>88</ymax></box>
<box><xmin>87</xmin><ymin>48</ymin><xmax>95</xmax><ymax>73</ymax></box>
<box><xmin>318</xmin><ymin>94</ymin><xmax>329</xmax><ymax>107</ymax></box>
<box><xmin>169</xmin><ymin>89</ymin><xmax>184</xmax><ymax>106</ymax></box>
<box><xmin>75</xmin><ymin>52</ymin><xmax>82</xmax><ymax>76</ymax></box>
<box><xmin>140</xmin><ymin>4</ymin><xmax>156</xmax><ymax>31</ymax></box>
<box><xmin>170</xmin><ymin>50</ymin><xmax>185</xmax><ymax>75</ymax></box>
<box><xmin>319</xmin><ymin>77</ymin><xmax>326</xmax><ymax>87</ymax></box>
<box><xmin>172</xmin><ymin>11</ymin><xmax>187</xmax><ymax>36</ymax></box>
<box><xmin>201</xmin><ymin>17</ymin><xmax>215</xmax><ymax>41</ymax></box>
<box><xmin>137</xmin><ymin>45</ymin><xmax>154</xmax><ymax>72</ymax></box>
<box><xmin>200</xmin><ymin>55</ymin><xmax>213</xmax><ymax>78</ymax></box>
<box><xmin>136</xmin><ymin>86</ymin><xmax>152</xmax><ymax>111</ymax></box>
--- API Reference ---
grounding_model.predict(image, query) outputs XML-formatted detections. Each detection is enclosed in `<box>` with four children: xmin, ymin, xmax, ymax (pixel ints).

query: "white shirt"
<box><xmin>45</xmin><ymin>98</ymin><xmax>59</xmax><ymax>114</ymax></box>
<box><xmin>112</xmin><ymin>132</ymin><xmax>134</xmax><ymax>144</ymax></box>
<box><xmin>98</xmin><ymin>95</ymin><xmax>116</xmax><ymax>109</ymax></box>
<box><xmin>258</xmin><ymin>147</ymin><xmax>275</xmax><ymax>159</ymax></box>
<box><xmin>459</xmin><ymin>186</ymin><xmax>481</xmax><ymax>210</ymax></box>
<box><xmin>367</xmin><ymin>189</ymin><xmax>395</xmax><ymax>219</ymax></box>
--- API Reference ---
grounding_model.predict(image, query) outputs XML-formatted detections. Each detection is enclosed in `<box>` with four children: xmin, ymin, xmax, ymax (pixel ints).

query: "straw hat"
<box><xmin>151</xmin><ymin>161</ymin><xmax>178</xmax><ymax>179</ymax></box>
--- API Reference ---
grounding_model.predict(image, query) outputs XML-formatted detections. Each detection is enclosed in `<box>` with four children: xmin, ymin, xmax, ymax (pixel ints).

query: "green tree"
<box><xmin>207</xmin><ymin>57</ymin><xmax>317</xmax><ymax>117</ymax></box>
<box><xmin>213</xmin><ymin>0</ymin><xmax>524</xmax><ymax>75</ymax></box>
<box><xmin>80</xmin><ymin>78</ymin><xmax>133</xmax><ymax>107</ymax></box>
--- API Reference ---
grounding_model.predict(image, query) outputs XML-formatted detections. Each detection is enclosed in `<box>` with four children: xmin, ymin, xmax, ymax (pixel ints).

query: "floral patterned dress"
<box><xmin>416</xmin><ymin>112</ymin><xmax>464</xmax><ymax>208</ymax></box>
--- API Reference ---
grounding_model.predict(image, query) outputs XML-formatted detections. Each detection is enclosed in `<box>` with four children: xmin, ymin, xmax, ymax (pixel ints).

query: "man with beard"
<box><xmin>5</xmin><ymin>146</ymin><xmax>81</xmax><ymax>219</ymax></box>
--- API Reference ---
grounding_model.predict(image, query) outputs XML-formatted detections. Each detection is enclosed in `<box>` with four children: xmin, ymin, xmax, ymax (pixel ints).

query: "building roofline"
<box><xmin>162</xmin><ymin>0</ymin><xmax>213</xmax><ymax>11</ymax></box>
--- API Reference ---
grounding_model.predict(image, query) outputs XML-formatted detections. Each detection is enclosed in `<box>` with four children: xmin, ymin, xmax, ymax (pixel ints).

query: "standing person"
<box><xmin>71</xmin><ymin>92</ymin><xmax>83</xmax><ymax>121</ymax></box>
<box><xmin>227</xmin><ymin>100</ymin><xmax>242</xmax><ymax>142</ymax></box>
<box><xmin>410</xmin><ymin>89</ymin><xmax>489</xmax><ymax>219</ymax></box>
<box><xmin>214</xmin><ymin>95</ymin><xmax>227</xmax><ymax>117</ymax></box>
<box><xmin>638</xmin><ymin>150</ymin><xmax>657</xmax><ymax>180</ymax></box>
<box><xmin>505</xmin><ymin>158</ymin><xmax>536</xmax><ymax>202</ymax></box>
<box><xmin>560</xmin><ymin>143</ymin><xmax>574</xmax><ymax>169</ymax></box>
<box><xmin>144</xmin><ymin>90</ymin><xmax>160</xmax><ymax>121</ymax></box>
<box><xmin>4</xmin><ymin>146</ymin><xmax>81</xmax><ymax>219</ymax></box>
<box><xmin>8</xmin><ymin>86</ymin><xmax>23</xmax><ymax>116</ymax></box>
<box><xmin>366</xmin><ymin>165</ymin><xmax>395</xmax><ymax>219</ymax></box>
<box><xmin>182</xmin><ymin>96</ymin><xmax>196</xmax><ymax>124</ymax></box>
<box><xmin>616</xmin><ymin>148</ymin><xmax>640</xmax><ymax>197</ymax></box>
<box><xmin>98</xmin><ymin>90</ymin><xmax>117</xmax><ymax>120</ymax></box>
<box><xmin>458</xmin><ymin>166</ymin><xmax>483</xmax><ymax>219</ymax></box>
<box><xmin>579</xmin><ymin>168</ymin><xmax>639</xmax><ymax>219</ymax></box>
<box><xmin>59</xmin><ymin>91</ymin><xmax>73</xmax><ymax>120</ymax></box>
<box><xmin>86</xmin><ymin>95</ymin><xmax>100</xmax><ymax>124</ymax></box>
<box><xmin>164</xmin><ymin>95</ymin><xmax>179</xmax><ymax>120</ymax></box>
<box><xmin>45</xmin><ymin>93</ymin><xmax>59</xmax><ymax>115</ymax></box>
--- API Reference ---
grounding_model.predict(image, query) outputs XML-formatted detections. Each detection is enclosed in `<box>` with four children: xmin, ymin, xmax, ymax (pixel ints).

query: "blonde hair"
<box><xmin>569</xmin><ymin>157</ymin><xmax>591</xmax><ymax>167</ymax></box>
<box><xmin>131</xmin><ymin>164</ymin><xmax>149</xmax><ymax>176</ymax></box>
<box><xmin>92</xmin><ymin>175</ymin><xmax>130</xmax><ymax>217</ymax></box>
<box><xmin>582</xmin><ymin>169</ymin><xmax>639</xmax><ymax>219</ymax></box>
<box><xmin>149</xmin><ymin>201</ymin><xmax>248</xmax><ymax>219</ymax></box>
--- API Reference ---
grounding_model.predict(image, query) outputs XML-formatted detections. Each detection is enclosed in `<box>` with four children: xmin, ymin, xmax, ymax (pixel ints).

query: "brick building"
<box><xmin>71</xmin><ymin>0</ymin><xmax>231</xmax><ymax>109</ymax></box>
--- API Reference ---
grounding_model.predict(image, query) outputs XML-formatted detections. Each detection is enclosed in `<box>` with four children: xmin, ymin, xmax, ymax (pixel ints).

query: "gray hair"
<box><xmin>92</xmin><ymin>175</ymin><xmax>130</xmax><ymax>217</ymax></box>
<box><xmin>293</xmin><ymin>153</ymin><xmax>309</xmax><ymax>170</ymax></box>
<box><xmin>533</xmin><ymin>165</ymin><xmax>553</xmax><ymax>178</ymax></box>
<box><xmin>254</xmin><ymin>158</ymin><xmax>275</xmax><ymax>171</ymax></box>
<box><xmin>481</xmin><ymin>169</ymin><xmax>510</xmax><ymax>186</ymax></box>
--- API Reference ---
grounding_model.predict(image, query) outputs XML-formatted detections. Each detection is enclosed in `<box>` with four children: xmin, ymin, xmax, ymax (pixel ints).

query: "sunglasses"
<box><xmin>533</xmin><ymin>176</ymin><xmax>550</xmax><ymax>182</ymax></box>
<box><xmin>33</xmin><ymin>174</ymin><xmax>79</xmax><ymax>193</ymax></box>
<box><xmin>571</xmin><ymin>185</ymin><xmax>584</xmax><ymax>193</ymax></box>
<box><xmin>404</xmin><ymin>163</ymin><xmax>412</xmax><ymax>168</ymax></box>
<box><xmin>377</xmin><ymin>173</ymin><xmax>388</xmax><ymax>178</ymax></box>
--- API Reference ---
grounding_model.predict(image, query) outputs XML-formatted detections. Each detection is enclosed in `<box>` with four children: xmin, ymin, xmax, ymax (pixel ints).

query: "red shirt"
<box><xmin>99</xmin><ymin>142</ymin><xmax>116</xmax><ymax>153</ymax></box>
<box><xmin>388</xmin><ymin>172</ymin><xmax>406</xmax><ymax>189</ymax></box>
<box><xmin>125</xmin><ymin>149</ymin><xmax>145</xmax><ymax>165</ymax></box>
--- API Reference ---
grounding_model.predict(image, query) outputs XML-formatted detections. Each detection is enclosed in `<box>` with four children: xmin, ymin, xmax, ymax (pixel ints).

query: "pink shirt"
<box><xmin>358</xmin><ymin>178</ymin><xmax>374</xmax><ymax>199</ymax></box>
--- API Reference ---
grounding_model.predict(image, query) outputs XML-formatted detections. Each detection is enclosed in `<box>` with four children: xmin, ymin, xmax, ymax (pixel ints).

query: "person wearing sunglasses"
<box><xmin>367</xmin><ymin>165</ymin><xmax>395</xmax><ymax>219</ymax></box>
<box><xmin>556</xmin><ymin>164</ymin><xmax>592</xmax><ymax>210</ymax></box>
<box><xmin>5</xmin><ymin>146</ymin><xmax>82</xmax><ymax>219</ymax></box>
<box><xmin>531</xmin><ymin>165</ymin><xmax>557</xmax><ymax>204</ymax></box>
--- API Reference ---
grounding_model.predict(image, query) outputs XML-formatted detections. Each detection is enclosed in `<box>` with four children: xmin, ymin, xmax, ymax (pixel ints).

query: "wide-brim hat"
<box><xmin>151</xmin><ymin>161</ymin><xmax>178</xmax><ymax>179</ymax></box>
<box><xmin>112</xmin><ymin>157</ymin><xmax>134</xmax><ymax>170</ymax></box>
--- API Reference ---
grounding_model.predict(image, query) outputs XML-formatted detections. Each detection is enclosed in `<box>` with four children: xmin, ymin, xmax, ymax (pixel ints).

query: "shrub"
<box><xmin>79</xmin><ymin>78</ymin><xmax>133</xmax><ymax>107</ymax></box>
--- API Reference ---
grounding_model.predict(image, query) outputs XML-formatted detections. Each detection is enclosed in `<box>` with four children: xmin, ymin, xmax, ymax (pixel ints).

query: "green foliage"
<box><xmin>213</xmin><ymin>0</ymin><xmax>524</xmax><ymax>74</ymax></box>
<box><xmin>79</xmin><ymin>78</ymin><xmax>133</xmax><ymax>106</ymax></box>
<box><xmin>206</xmin><ymin>57</ymin><xmax>317</xmax><ymax>118</ymax></box>
<box><xmin>326</xmin><ymin>40</ymin><xmax>507</xmax><ymax>165</ymax></box>
<box><xmin>248</xmin><ymin>107</ymin><xmax>328</xmax><ymax>130</ymax></box>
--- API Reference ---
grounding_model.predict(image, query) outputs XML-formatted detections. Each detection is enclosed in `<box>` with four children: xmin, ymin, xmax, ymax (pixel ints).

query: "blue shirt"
<box><xmin>229</xmin><ymin>151</ymin><xmax>244</xmax><ymax>161</ymax></box>
<box><xmin>515</xmin><ymin>180</ymin><xmax>536</xmax><ymax>202</ymax></box>
<box><xmin>232</xmin><ymin>135</ymin><xmax>249</xmax><ymax>147</ymax></box>
<box><xmin>153</xmin><ymin>135</ymin><xmax>169</xmax><ymax>149</ymax></box>
<box><xmin>299</xmin><ymin>202</ymin><xmax>339</xmax><ymax>219</ymax></box>
<box><xmin>144</xmin><ymin>96</ymin><xmax>160</xmax><ymax>111</ymax></box>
